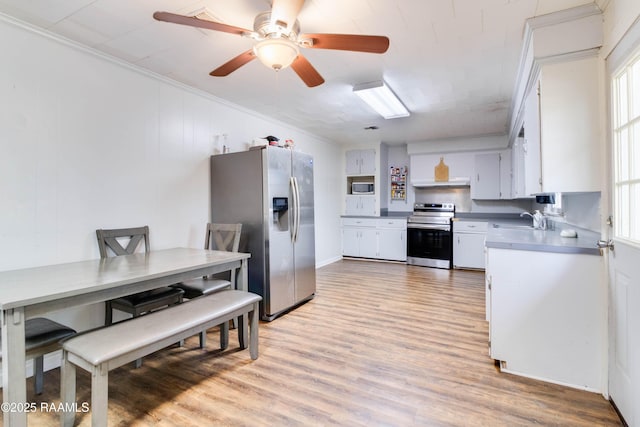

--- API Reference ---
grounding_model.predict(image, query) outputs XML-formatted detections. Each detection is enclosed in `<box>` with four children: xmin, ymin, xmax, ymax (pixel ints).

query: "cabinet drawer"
<box><xmin>341</xmin><ymin>218</ymin><xmax>379</xmax><ymax>227</ymax></box>
<box><xmin>378</xmin><ymin>218</ymin><xmax>407</xmax><ymax>229</ymax></box>
<box><xmin>453</xmin><ymin>220</ymin><xmax>488</xmax><ymax>232</ymax></box>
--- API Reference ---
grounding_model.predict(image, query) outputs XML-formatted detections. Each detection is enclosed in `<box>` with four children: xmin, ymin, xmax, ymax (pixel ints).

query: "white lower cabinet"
<box><xmin>342</xmin><ymin>226</ymin><xmax>377</xmax><ymax>258</ymax></box>
<box><xmin>377</xmin><ymin>220</ymin><xmax>407</xmax><ymax>261</ymax></box>
<box><xmin>453</xmin><ymin>220</ymin><xmax>488</xmax><ymax>269</ymax></box>
<box><xmin>342</xmin><ymin>218</ymin><xmax>406</xmax><ymax>261</ymax></box>
<box><xmin>486</xmin><ymin>247</ymin><xmax>605</xmax><ymax>391</ymax></box>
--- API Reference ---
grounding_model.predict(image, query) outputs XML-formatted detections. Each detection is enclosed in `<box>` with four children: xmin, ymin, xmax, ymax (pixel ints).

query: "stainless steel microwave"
<box><xmin>352</xmin><ymin>182</ymin><xmax>374</xmax><ymax>194</ymax></box>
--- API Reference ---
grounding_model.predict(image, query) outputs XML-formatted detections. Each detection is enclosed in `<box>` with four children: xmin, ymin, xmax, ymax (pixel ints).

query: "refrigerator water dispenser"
<box><xmin>272</xmin><ymin>197</ymin><xmax>289</xmax><ymax>231</ymax></box>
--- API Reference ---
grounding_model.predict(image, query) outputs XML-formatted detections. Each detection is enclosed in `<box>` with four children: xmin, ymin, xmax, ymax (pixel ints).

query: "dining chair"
<box><xmin>172</xmin><ymin>223</ymin><xmax>242</xmax><ymax>348</ymax></box>
<box><xmin>96</xmin><ymin>225</ymin><xmax>184</xmax><ymax>367</ymax></box>
<box><xmin>0</xmin><ymin>317</ymin><xmax>76</xmax><ymax>395</ymax></box>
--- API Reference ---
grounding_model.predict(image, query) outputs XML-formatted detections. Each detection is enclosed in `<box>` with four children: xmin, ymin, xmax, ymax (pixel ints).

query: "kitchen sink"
<box><xmin>492</xmin><ymin>224</ymin><xmax>535</xmax><ymax>230</ymax></box>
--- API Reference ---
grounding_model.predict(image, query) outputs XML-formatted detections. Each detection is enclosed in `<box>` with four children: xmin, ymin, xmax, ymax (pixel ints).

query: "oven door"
<box><xmin>406</xmin><ymin>223</ymin><xmax>452</xmax><ymax>269</ymax></box>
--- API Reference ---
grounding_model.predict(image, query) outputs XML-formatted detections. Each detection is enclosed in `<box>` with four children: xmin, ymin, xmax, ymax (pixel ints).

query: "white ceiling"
<box><xmin>0</xmin><ymin>0</ymin><xmax>602</xmax><ymax>145</ymax></box>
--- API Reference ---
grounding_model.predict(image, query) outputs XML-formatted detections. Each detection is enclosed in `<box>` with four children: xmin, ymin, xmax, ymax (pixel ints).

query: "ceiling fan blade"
<box><xmin>301</xmin><ymin>33</ymin><xmax>390</xmax><ymax>54</ymax></box>
<box><xmin>271</xmin><ymin>0</ymin><xmax>305</xmax><ymax>29</ymax></box>
<box><xmin>153</xmin><ymin>11</ymin><xmax>251</xmax><ymax>36</ymax></box>
<box><xmin>291</xmin><ymin>55</ymin><xmax>325</xmax><ymax>87</ymax></box>
<box><xmin>210</xmin><ymin>50</ymin><xmax>257</xmax><ymax>77</ymax></box>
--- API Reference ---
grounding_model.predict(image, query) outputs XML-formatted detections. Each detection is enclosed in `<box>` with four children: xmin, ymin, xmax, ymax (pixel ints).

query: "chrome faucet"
<box><xmin>521</xmin><ymin>210</ymin><xmax>548</xmax><ymax>230</ymax></box>
<box><xmin>520</xmin><ymin>211</ymin><xmax>534</xmax><ymax>220</ymax></box>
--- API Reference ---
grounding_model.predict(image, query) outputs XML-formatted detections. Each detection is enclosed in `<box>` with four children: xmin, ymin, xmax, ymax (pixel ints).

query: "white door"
<box><xmin>607</xmin><ymin>37</ymin><xmax>640</xmax><ymax>426</ymax></box>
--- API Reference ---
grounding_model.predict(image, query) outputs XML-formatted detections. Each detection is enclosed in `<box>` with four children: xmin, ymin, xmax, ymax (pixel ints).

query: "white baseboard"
<box><xmin>316</xmin><ymin>256</ymin><xmax>342</xmax><ymax>268</ymax></box>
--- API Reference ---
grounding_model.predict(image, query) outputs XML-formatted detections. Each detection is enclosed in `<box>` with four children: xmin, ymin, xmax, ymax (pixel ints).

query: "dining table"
<box><xmin>0</xmin><ymin>247</ymin><xmax>250</xmax><ymax>427</ymax></box>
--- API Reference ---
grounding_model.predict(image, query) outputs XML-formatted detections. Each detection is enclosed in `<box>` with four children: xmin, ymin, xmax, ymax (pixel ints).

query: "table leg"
<box><xmin>237</xmin><ymin>259</ymin><xmax>249</xmax><ymax>349</ymax></box>
<box><xmin>237</xmin><ymin>258</ymin><xmax>248</xmax><ymax>292</ymax></box>
<box><xmin>2</xmin><ymin>308</ymin><xmax>28</xmax><ymax>427</ymax></box>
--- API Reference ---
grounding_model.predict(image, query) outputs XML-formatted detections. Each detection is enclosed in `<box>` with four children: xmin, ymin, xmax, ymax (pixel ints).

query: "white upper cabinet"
<box><xmin>473</xmin><ymin>153</ymin><xmax>501</xmax><ymax>199</ymax></box>
<box><xmin>344</xmin><ymin>147</ymin><xmax>379</xmax><ymax>216</ymax></box>
<box><xmin>509</xmin><ymin>5</ymin><xmax>603</xmax><ymax>196</ymax></box>
<box><xmin>345</xmin><ymin>149</ymin><xmax>376</xmax><ymax>175</ymax></box>
<box><xmin>499</xmin><ymin>152</ymin><xmax>512</xmax><ymax>200</ymax></box>
<box><xmin>409</xmin><ymin>153</ymin><xmax>473</xmax><ymax>186</ymax></box>
<box><xmin>345</xmin><ymin>195</ymin><xmax>377</xmax><ymax>216</ymax></box>
<box><xmin>522</xmin><ymin>83</ymin><xmax>543</xmax><ymax>196</ymax></box>
<box><xmin>538</xmin><ymin>56</ymin><xmax>602</xmax><ymax>193</ymax></box>
<box><xmin>511</xmin><ymin>136</ymin><xmax>527</xmax><ymax>198</ymax></box>
<box><xmin>519</xmin><ymin>55</ymin><xmax>602</xmax><ymax>195</ymax></box>
<box><xmin>472</xmin><ymin>151</ymin><xmax>512</xmax><ymax>200</ymax></box>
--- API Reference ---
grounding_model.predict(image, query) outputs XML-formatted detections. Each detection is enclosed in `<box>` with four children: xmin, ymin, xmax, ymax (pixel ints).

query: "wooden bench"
<box><xmin>59</xmin><ymin>290</ymin><xmax>261</xmax><ymax>427</ymax></box>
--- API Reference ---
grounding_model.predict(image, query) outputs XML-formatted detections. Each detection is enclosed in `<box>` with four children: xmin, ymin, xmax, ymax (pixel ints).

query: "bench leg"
<box><xmin>199</xmin><ymin>330</ymin><xmax>207</xmax><ymax>349</ymax></box>
<box><xmin>238</xmin><ymin>314</ymin><xmax>248</xmax><ymax>350</ymax></box>
<box><xmin>60</xmin><ymin>351</ymin><xmax>76</xmax><ymax>427</ymax></box>
<box><xmin>132</xmin><ymin>312</ymin><xmax>143</xmax><ymax>369</ymax></box>
<box><xmin>249</xmin><ymin>302</ymin><xmax>259</xmax><ymax>360</ymax></box>
<box><xmin>105</xmin><ymin>301</ymin><xmax>113</xmax><ymax>326</ymax></box>
<box><xmin>219</xmin><ymin>322</ymin><xmax>229</xmax><ymax>350</ymax></box>
<box><xmin>91</xmin><ymin>364</ymin><xmax>109</xmax><ymax>427</ymax></box>
<box><xmin>34</xmin><ymin>355</ymin><xmax>44</xmax><ymax>395</ymax></box>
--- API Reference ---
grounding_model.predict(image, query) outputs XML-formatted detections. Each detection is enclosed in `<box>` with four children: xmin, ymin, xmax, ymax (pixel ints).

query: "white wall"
<box><xmin>386</xmin><ymin>144</ymin><xmax>413</xmax><ymax>212</ymax></box>
<box><xmin>0</xmin><ymin>17</ymin><xmax>342</xmax><ymax>329</ymax></box>
<box><xmin>602</xmin><ymin>0</ymin><xmax>640</xmax><ymax>58</ymax></box>
<box><xmin>407</xmin><ymin>135</ymin><xmax>508</xmax><ymax>155</ymax></box>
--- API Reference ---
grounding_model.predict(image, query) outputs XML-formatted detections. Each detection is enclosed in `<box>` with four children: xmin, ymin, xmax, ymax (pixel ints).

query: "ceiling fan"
<box><xmin>153</xmin><ymin>0</ymin><xmax>389</xmax><ymax>87</ymax></box>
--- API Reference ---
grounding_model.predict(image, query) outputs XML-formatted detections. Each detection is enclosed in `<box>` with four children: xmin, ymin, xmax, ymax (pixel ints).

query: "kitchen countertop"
<box><xmin>341</xmin><ymin>211</ymin><xmax>410</xmax><ymax>219</ymax></box>
<box><xmin>454</xmin><ymin>212</ymin><xmax>522</xmax><ymax>221</ymax></box>
<box><xmin>341</xmin><ymin>211</ymin><xmax>602</xmax><ymax>256</ymax></box>
<box><xmin>485</xmin><ymin>219</ymin><xmax>602</xmax><ymax>256</ymax></box>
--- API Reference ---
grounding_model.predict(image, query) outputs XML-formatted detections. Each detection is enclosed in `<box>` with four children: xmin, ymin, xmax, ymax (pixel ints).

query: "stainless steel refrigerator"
<box><xmin>210</xmin><ymin>146</ymin><xmax>316</xmax><ymax>320</ymax></box>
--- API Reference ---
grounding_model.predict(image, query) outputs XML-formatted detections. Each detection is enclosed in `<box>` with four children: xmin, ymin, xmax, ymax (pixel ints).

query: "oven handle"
<box><xmin>407</xmin><ymin>223</ymin><xmax>451</xmax><ymax>231</ymax></box>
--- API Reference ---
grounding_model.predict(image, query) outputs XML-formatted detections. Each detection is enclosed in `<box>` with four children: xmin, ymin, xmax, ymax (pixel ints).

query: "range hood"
<box><xmin>411</xmin><ymin>177</ymin><xmax>471</xmax><ymax>188</ymax></box>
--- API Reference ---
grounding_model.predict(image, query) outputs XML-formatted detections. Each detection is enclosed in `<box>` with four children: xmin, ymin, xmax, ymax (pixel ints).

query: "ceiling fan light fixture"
<box><xmin>253</xmin><ymin>38</ymin><xmax>299</xmax><ymax>71</ymax></box>
<box><xmin>353</xmin><ymin>81</ymin><xmax>410</xmax><ymax>119</ymax></box>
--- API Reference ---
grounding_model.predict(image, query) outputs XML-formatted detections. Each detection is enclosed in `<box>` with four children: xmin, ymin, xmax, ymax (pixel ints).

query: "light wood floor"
<box><xmin>6</xmin><ymin>260</ymin><xmax>622</xmax><ymax>426</ymax></box>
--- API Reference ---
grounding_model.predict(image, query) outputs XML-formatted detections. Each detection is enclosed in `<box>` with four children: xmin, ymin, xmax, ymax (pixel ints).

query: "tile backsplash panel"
<box><xmin>560</xmin><ymin>192</ymin><xmax>601</xmax><ymax>232</ymax></box>
<box><xmin>414</xmin><ymin>187</ymin><xmax>533</xmax><ymax>213</ymax></box>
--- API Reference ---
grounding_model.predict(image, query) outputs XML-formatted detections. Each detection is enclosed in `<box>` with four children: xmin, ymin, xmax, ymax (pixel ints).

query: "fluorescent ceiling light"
<box><xmin>353</xmin><ymin>81</ymin><xmax>410</xmax><ymax>119</ymax></box>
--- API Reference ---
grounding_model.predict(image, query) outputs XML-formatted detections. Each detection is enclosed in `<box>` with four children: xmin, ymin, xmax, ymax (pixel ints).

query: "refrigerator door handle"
<box><xmin>292</xmin><ymin>176</ymin><xmax>301</xmax><ymax>243</ymax></box>
<box><xmin>290</xmin><ymin>177</ymin><xmax>299</xmax><ymax>243</ymax></box>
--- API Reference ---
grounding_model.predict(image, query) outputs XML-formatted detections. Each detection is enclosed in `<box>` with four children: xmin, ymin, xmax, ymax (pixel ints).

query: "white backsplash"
<box><xmin>557</xmin><ymin>192</ymin><xmax>602</xmax><ymax>232</ymax></box>
<box><xmin>413</xmin><ymin>187</ymin><xmax>534</xmax><ymax>213</ymax></box>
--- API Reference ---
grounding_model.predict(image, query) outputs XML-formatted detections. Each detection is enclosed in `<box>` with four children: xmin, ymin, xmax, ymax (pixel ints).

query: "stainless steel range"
<box><xmin>407</xmin><ymin>203</ymin><xmax>455</xmax><ymax>269</ymax></box>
